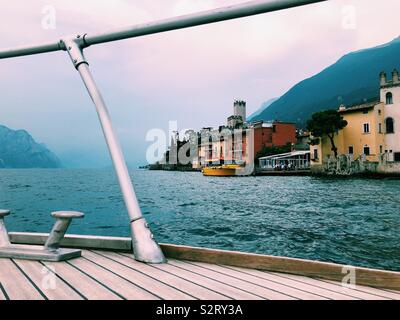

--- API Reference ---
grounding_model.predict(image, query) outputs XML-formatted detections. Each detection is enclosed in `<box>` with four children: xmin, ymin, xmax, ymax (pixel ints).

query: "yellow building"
<box><xmin>310</xmin><ymin>101</ymin><xmax>385</xmax><ymax>169</ymax></box>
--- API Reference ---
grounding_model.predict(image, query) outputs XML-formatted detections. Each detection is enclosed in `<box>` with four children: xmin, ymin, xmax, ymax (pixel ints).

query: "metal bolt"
<box><xmin>77</xmin><ymin>35</ymin><xmax>81</xmax><ymax>38</ymax></box>
<box><xmin>73</xmin><ymin>59</ymin><xmax>77</xmax><ymax>63</ymax></box>
<box><xmin>145</xmin><ymin>223</ymin><xmax>149</xmax><ymax>228</ymax></box>
<box><xmin>150</xmin><ymin>234</ymin><xmax>154</xmax><ymax>239</ymax></box>
<box><xmin>68</xmin><ymin>47</ymin><xmax>71</xmax><ymax>51</ymax></box>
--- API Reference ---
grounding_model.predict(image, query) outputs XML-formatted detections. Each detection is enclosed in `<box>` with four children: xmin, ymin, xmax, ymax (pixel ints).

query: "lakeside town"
<box><xmin>149</xmin><ymin>69</ymin><xmax>400</xmax><ymax>177</ymax></box>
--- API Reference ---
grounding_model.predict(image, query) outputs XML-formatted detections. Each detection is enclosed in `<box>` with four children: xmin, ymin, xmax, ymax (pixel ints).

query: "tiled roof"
<box><xmin>338</xmin><ymin>100</ymin><xmax>381</xmax><ymax>113</ymax></box>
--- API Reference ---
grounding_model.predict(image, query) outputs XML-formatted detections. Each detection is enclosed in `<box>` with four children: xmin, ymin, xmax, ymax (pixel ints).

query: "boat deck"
<box><xmin>1</xmin><ymin>249</ymin><xmax>399</xmax><ymax>300</ymax></box>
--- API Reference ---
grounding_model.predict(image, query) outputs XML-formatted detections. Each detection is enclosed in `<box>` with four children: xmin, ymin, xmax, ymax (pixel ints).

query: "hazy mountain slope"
<box><xmin>248</xmin><ymin>97</ymin><xmax>278</xmax><ymax>121</ymax></box>
<box><xmin>0</xmin><ymin>125</ymin><xmax>61</xmax><ymax>168</ymax></box>
<box><xmin>253</xmin><ymin>37</ymin><xmax>400</xmax><ymax>127</ymax></box>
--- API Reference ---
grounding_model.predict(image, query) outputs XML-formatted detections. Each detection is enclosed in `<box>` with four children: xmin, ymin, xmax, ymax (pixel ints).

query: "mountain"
<box><xmin>248</xmin><ymin>97</ymin><xmax>278</xmax><ymax>121</ymax></box>
<box><xmin>0</xmin><ymin>125</ymin><xmax>62</xmax><ymax>168</ymax></box>
<box><xmin>252</xmin><ymin>37</ymin><xmax>400</xmax><ymax>127</ymax></box>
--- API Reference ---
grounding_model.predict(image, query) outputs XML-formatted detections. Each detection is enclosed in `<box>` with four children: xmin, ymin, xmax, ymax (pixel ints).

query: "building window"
<box><xmin>386</xmin><ymin>117</ymin><xmax>394</xmax><ymax>133</ymax></box>
<box><xmin>378</xmin><ymin>109</ymin><xmax>382</xmax><ymax>115</ymax></box>
<box><xmin>380</xmin><ymin>145</ymin><xmax>383</xmax><ymax>154</ymax></box>
<box><xmin>348</xmin><ymin>146</ymin><xmax>354</xmax><ymax>154</ymax></box>
<box><xmin>379</xmin><ymin>123</ymin><xmax>382</xmax><ymax>133</ymax></box>
<box><xmin>363</xmin><ymin>110</ymin><xmax>368</xmax><ymax>114</ymax></box>
<box><xmin>395</xmin><ymin>153</ymin><xmax>400</xmax><ymax>162</ymax></box>
<box><xmin>364</xmin><ymin>146</ymin><xmax>370</xmax><ymax>156</ymax></box>
<box><xmin>363</xmin><ymin>123</ymin><xmax>370</xmax><ymax>133</ymax></box>
<box><xmin>313</xmin><ymin>149</ymin><xmax>318</xmax><ymax>160</ymax></box>
<box><xmin>386</xmin><ymin>92</ymin><xmax>393</xmax><ymax>104</ymax></box>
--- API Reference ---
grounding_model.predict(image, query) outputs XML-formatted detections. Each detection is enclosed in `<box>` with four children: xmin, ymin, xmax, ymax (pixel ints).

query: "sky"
<box><xmin>1</xmin><ymin>0</ymin><xmax>400</xmax><ymax>168</ymax></box>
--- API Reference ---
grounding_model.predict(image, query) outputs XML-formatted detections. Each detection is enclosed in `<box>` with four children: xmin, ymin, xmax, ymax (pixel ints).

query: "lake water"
<box><xmin>0</xmin><ymin>169</ymin><xmax>399</xmax><ymax>271</ymax></box>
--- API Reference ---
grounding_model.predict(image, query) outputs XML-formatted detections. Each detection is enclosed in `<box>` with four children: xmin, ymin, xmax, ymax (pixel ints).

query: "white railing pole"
<box><xmin>63</xmin><ymin>38</ymin><xmax>166</xmax><ymax>263</ymax></box>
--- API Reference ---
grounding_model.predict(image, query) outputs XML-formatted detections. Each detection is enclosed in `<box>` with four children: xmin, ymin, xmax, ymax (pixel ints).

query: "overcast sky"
<box><xmin>1</xmin><ymin>0</ymin><xmax>399</xmax><ymax>167</ymax></box>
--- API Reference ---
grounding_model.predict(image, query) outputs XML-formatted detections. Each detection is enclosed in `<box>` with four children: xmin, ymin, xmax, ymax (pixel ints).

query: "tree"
<box><xmin>255</xmin><ymin>143</ymin><xmax>292</xmax><ymax>161</ymax></box>
<box><xmin>306</xmin><ymin>110</ymin><xmax>348</xmax><ymax>158</ymax></box>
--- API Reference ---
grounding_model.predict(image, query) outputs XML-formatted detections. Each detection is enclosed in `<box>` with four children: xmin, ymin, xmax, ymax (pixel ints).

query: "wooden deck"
<box><xmin>1</xmin><ymin>249</ymin><xmax>400</xmax><ymax>300</ymax></box>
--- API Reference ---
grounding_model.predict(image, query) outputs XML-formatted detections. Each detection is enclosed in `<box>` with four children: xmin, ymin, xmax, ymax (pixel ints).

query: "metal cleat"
<box><xmin>45</xmin><ymin>211</ymin><xmax>84</xmax><ymax>251</ymax></box>
<box><xmin>0</xmin><ymin>210</ymin><xmax>85</xmax><ymax>262</ymax></box>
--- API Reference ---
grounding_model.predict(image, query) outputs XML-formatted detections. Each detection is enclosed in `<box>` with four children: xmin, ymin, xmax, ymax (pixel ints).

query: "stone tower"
<box><xmin>233</xmin><ymin>100</ymin><xmax>247</xmax><ymax>122</ymax></box>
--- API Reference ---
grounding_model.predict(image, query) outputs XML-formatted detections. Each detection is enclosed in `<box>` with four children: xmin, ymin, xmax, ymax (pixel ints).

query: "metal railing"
<box><xmin>0</xmin><ymin>0</ymin><xmax>327</xmax><ymax>264</ymax></box>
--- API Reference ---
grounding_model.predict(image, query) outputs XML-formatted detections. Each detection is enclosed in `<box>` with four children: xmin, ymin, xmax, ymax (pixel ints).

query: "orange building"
<box><xmin>252</xmin><ymin>121</ymin><xmax>297</xmax><ymax>155</ymax></box>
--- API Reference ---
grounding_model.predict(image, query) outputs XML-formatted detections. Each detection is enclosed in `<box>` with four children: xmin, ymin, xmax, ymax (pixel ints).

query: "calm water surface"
<box><xmin>0</xmin><ymin>169</ymin><xmax>399</xmax><ymax>271</ymax></box>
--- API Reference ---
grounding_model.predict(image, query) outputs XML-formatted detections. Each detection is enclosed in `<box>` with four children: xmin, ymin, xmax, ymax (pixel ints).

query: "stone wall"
<box><xmin>311</xmin><ymin>154</ymin><xmax>399</xmax><ymax>176</ymax></box>
<box><xmin>377</xmin><ymin>161</ymin><xmax>400</xmax><ymax>176</ymax></box>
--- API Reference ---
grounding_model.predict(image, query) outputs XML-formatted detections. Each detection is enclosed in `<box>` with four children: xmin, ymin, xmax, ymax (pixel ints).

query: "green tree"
<box><xmin>306</xmin><ymin>110</ymin><xmax>348</xmax><ymax>158</ymax></box>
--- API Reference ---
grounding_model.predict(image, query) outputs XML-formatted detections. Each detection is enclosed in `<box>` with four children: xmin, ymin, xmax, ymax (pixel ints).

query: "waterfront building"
<box><xmin>310</xmin><ymin>69</ymin><xmax>400</xmax><ymax>174</ymax></box>
<box><xmin>252</xmin><ymin>120</ymin><xmax>297</xmax><ymax>153</ymax></box>
<box><xmin>194</xmin><ymin>126</ymin><xmax>250</xmax><ymax>168</ymax></box>
<box><xmin>193</xmin><ymin>101</ymin><xmax>297</xmax><ymax>169</ymax></box>
<box><xmin>310</xmin><ymin>101</ymin><xmax>385</xmax><ymax>166</ymax></box>
<box><xmin>259</xmin><ymin>150</ymin><xmax>311</xmax><ymax>171</ymax></box>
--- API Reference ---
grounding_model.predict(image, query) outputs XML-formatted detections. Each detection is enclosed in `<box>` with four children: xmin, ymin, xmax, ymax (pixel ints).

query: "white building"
<box><xmin>381</xmin><ymin>69</ymin><xmax>400</xmax><ymax>162</ymax></box>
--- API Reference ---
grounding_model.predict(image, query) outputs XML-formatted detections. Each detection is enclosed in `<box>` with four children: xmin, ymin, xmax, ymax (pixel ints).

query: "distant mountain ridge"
<box><xmin>248</xmin><ymin>97</ymin><xmax>278</xmax><ymax>121</ymax></box>
<box><xmin>252</xmin><ymin>36</ymin><xmax>400</xmax><ymax>127</ymax></box>
<box><xmin>0</xmin><ymin>125</ymin><xmax>61</xmax><ymax>168</ymax></box>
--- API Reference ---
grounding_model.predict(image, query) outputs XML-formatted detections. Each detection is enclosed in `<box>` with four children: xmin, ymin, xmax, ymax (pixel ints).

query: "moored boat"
<box><xmin>202</xmin><ymin>164</ymin><xmax>240</xmax><ymax>176</ymax></box>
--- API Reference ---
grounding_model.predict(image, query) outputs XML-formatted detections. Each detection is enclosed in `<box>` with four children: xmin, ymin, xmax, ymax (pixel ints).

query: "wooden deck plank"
<box><xmin>0</xmin><ymin>283</ymin><xmax>7</xmax><ymax>300</ymax></box>
<box><xmin>68</xmin><ymin>255</ymin><xmax>159</xmax><ymax>300</ymax></box>
<box><xmin>168</xmin><ymin>259</ymin><xmax>296</xmax><ymax>300</ymax></box>
<box><xmin>161</xmin><ymin>243</ymin><xmax>400</xmax><ymax>291</ymax></box>
<box><xmin>189</xmin><ymin>261</ymin><xmax>328</xmax><ymax>300</ymax></box>
<box><xmin>96</xmin><ymin>251</ymin><xmax>230</xmax><ymax>300</ymax></box>
<box><xmin>322</xmin><ymin>280</ymin><xmax>400</xmax><ymax>300</ymax></box>
<box><xmin>43</xmin><ymin>261</ymin><xmax>121</xmax><ymax>300</ymax></box>
<box><xmin>0</xmin><ymin>259</ymin><xmax>44</xmax><ymax>300</ymax></box>
<box><xmin>266</xmin><ymin>272</ymin><xmax>393</xmax><ymax>300</ymax></box>
<box><xmin>226</xmin><ymin>266</ymin><xmax>361</xmax><ymax>300</ymax></box>
<box><xmin>2</xmin><ymin>245</ymin><xmax>398</xmax><ymax>300</ymax></box>
<box><xmin>10</xmin><ymin>233</ymin><xmax>400</xmax><ymax>291</ymax></box>
<box><xmin>82</xmin><ymin>251</ymin><xmax>194</xmax><ymax>300</ymax></box>
<box><xmin>321</xmin><ymin>279</ymin><xmax>400</xmax><ymax>300</ymax></box>
<box><xmin>13</xmin><ymin>259</ymin><xmax>82</xmax><ymax>300</ymax></box>
<box><xmin>148</xmin><ymin>259</ymin><xmax>263</xmax><ymax>300</ymax></box>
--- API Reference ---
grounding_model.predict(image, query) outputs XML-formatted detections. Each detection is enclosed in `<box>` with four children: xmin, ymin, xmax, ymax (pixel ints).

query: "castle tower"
<box><xmin>233</xmin><ymin>100</ymin><xmax>247</xmax><ymax>122</ymax></box>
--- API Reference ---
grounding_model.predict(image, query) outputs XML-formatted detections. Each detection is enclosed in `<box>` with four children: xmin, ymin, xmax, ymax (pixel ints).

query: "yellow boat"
<box><xmin>202</xmin><ymin>164</ymin><xmax>240</xmax><ymax>177</ymax></box>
